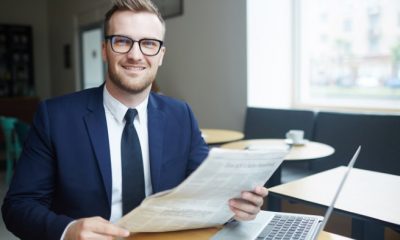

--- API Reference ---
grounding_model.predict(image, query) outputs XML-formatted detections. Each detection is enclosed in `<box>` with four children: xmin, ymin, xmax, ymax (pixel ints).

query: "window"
<box><xmin>247</xmin><ymin>0</ymin><xmax>400</xmax><ymax>111</ymax></box>
<box><xmin>247</xmin><ymin>0</ymin><xmax>292</xmax><ymax>108</ymax></box>
<box><xmin>296</xmin><ymin>0</ymin><xmax>400</xmax><ymax>110</ymax></box>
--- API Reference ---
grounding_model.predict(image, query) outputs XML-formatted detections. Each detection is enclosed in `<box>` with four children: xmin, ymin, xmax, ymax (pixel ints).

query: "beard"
<box><xmin>107</xmin><ymin>64</ymin><xmax>155</xmax><ymax>94</ymax></box>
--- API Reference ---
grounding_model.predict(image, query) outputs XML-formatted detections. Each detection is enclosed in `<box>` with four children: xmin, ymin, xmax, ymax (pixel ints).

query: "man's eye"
<box><xmin>141</xmin><ymin>40</ymin><xmax>157</xmax><ymax>48</ymax></box>
<box><xmin>114</xmin><ymin>38</ymin><xmax>130</xmax><ymax>45</ymax></box>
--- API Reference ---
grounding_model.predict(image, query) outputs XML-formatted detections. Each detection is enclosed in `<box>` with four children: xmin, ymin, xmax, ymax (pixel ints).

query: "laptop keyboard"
<box><xmin>257</xmin><ymin>214</ymin><xmax>317</xmax><ymax>240</ymax></box>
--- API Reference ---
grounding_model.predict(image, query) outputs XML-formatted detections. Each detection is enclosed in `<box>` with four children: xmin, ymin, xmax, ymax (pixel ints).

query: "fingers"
<box><xmin>229</xmin><ymin>198</ymin><xmax>258</xmax><ymax>221</ymax></box>
<box><xmin>254</xmin><ymin>186</ymin><xmax>269</xmax><ymax>198</ymax></box>
<box><xmin>89</xmin><ymin>217</ymin><xmax>129</xmax><ymax>237</ymax></box>
<box><xmin>241</xmin><ymin>190</ymin><xmax>264</xmax><ymax>207</ymax></box>
<box><xmin>65</xmin><ymin>216</ymin><xmax>130</xmax><ymax>240</ymax></box>
<box><xmin>229</xmin><ymin>186</ymin><xmax>269</xmax><ymax>221</ymax></box>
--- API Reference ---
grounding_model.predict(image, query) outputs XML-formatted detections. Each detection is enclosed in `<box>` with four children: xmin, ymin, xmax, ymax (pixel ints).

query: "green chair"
<box><xmin>0</xmin><ymin>116</ymin><xmax>23</xmax><ymax>184</ymax></box>
<box><xmin>15</xmin><ymin>120</ymin><xmax>30</xmax><ymax>145</ymax></box>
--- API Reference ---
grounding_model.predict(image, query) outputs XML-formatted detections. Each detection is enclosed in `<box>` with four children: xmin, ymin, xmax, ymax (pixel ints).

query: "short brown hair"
<box><xmin>104</xmin><ymin>0</ymin><xmax>165</xmax><ymax>37</ymax></box>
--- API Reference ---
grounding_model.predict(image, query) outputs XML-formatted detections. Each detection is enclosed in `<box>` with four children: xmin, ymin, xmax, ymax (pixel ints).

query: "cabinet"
<box><xmin>0</xmin><ymin>24</ymin><xmax>34</xmax><ymax>97</ymax></box>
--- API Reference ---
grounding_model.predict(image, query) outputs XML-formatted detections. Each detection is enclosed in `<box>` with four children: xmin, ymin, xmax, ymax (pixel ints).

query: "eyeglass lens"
<box><xmin>110</xmin><ymin>35</ymin><xmax>162</xmax><ymax>56</ymax></box>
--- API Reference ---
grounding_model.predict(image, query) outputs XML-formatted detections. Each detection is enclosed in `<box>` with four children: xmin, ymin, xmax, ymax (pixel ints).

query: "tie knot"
<box><xmin>124</xmin><ymin>108</ymin><xmax>138</xmax><ymax>125</ymax></box>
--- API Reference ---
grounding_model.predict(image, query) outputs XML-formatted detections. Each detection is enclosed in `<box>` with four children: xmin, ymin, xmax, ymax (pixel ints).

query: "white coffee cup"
<box><xmin>285</xmin><ymin>130</ymin><xmax>304</xmax><ymax>144</ymax></box>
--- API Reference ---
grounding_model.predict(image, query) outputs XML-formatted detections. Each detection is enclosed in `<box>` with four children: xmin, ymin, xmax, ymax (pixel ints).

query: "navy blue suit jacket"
<box><xmin>2</xmin><ymin>86</ymin><xmax>209</xmax><ymax>240</ymax></box>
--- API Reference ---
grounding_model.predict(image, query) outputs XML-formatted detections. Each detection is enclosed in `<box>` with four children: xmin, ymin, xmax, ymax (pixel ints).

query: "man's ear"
<box><xmin>158</xmin><ymin>47</ymin><xmax>166</xmax><ymax>66</ymax></box>
<box><xmin>101</xmin><ymin>41</ymin><xmax>107</xmax><ymax>61</ymax></box>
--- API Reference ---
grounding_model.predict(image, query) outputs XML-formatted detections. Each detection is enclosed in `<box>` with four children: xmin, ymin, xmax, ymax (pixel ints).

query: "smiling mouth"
<box><xmin>122</xmin><ymin>66</ymin><xmax>145</xmax><ymax>71</ymax></box>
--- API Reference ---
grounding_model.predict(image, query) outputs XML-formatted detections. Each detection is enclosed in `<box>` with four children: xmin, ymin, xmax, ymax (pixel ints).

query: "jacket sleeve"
<box><xmin>184</xmin><ymin>102</ymin><xmax>209</xmax><ymax>176</ymax></box>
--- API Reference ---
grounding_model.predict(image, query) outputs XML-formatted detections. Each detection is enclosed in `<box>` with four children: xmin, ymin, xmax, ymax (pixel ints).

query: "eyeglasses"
<box><xmin>105</xmin><ymin>35</ymin><xmax>163</xmax><ymax>56</ymax></box>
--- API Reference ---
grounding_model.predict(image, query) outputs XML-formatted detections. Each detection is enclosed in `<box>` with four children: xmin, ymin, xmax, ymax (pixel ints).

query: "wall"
<box><xmin>0</xmin><ymin>0</ymin><xmax>51</xmax><ymax>99</ymax></box>
<box><xmin>47</xmin><ymin>0</ymin><xmax>110</xmax><ymax>97</ymax></box>
<box><xmin>47</xmin><ymin>0</ymin><xmax>247</xmax><ymax>131</ymax></box>
<box><xmin>157</xmin><ymin>0</ymin><xmax>247</xmax><ymax>130</ymax></box>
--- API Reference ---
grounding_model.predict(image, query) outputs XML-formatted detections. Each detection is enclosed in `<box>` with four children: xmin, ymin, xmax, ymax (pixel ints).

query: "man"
<box><xmin>2</xmin><ymin>0</ymin><xmax>268</xmax><ymax>239</ymax></box>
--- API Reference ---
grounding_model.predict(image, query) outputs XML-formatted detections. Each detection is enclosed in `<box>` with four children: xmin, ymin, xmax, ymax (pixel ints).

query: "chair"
<box><xmin>244</xmin><ymin>107</ymin><xmax>316</xmax><ymax>140</ymax></box>
<box><xmin>15</xmin><ymin>120</ymin><xmax>30</xmax><ymax>145</ymax></box>
<box><xmin>0</xmin><ymin>116</ymin><xmax>29</xmax><ymax>183</ymax></box>
<box><xmin>244</xmin><ymin>107</ymin><xmax>317</xmax><ymax>184</ymax></box>
<box><xmin>311</xmin><ymin>111</ymin><xmax>400</xmax><ymax>175</ymax></box>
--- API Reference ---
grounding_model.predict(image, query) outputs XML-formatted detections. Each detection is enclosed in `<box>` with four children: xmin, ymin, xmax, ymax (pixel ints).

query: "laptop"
<box><xmin>211</xmin><ymin>146</ymin><xmax>361</xmax><ymax>240</ymax></box>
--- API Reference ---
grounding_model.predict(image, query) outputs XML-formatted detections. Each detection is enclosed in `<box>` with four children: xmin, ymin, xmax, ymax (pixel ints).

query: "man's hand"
<box><xmin>229</xmin><ymin>186</ymin><xmax>268</xmax><ymax>221</ymax></box>
<box><xmin>64</xmin><ymin>216</ymin><xmax>130</xmax><ymax>240</ymax></box>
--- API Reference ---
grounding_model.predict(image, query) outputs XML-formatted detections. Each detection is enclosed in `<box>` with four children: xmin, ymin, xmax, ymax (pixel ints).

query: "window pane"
<box><xmin>297</xmin><ymin>0</ymin><xmax>400</xmax><ymax>109</ymax></box>
<box><xmin>247</xmin><ymin>0</ymin><xmax>292</xmax><ymax>108</ymax></box>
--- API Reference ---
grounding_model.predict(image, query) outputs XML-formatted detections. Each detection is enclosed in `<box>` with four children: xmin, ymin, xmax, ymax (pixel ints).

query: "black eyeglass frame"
<box><xmin>105</xmin><ymin>35</ymin><xmax>164</xmax><ymax>56</ymax></box>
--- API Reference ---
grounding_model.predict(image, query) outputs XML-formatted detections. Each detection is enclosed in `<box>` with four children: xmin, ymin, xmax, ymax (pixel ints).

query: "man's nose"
<box><xmin>126</xmin><ymin>42</ymin><xmax>143</xmax><ymax>59</ymax></box>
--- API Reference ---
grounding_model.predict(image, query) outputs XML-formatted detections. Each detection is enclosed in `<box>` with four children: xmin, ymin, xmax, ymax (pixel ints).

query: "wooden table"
<box><xmin>269</xmin><ymin>167</ymin><xmax>400</xmax><ymax>239</ymax></box>
<box><xmin>220</xmin><ymin>139</ymin><xmax>334</xmax><ymax>161</ymax></box>
<box><xmin>201</xmin><ymin>128</ymin><xmax>244</xmax><ymax>145</ymax></box>
<box><xmin>126</xmin><ymin>227</ymin><xmax>352</xmax><ymax>240</ymax></box>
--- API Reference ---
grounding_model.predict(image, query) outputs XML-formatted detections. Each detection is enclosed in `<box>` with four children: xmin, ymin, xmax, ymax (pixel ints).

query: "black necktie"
<box><xmin>121</xmin><ymin>108</ymin><xmax>145</xmax><ymax>214</ymax></box>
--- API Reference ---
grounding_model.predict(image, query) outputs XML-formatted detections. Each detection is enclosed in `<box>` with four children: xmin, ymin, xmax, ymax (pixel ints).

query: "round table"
<box><xmin>201</xmin><ymin>128</ymin><xmax>244</xmax><ymax>145</ymax></box>
<box><xmin>220</xmin><ymin>139</ymin><xmax>334</xmax><ymax>161</ymax></box>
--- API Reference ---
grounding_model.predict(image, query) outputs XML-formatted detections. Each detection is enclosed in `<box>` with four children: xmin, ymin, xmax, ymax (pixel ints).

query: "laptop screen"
<box><xmin>314</xmin><ymin>145</ymin><xmax>361</xmax><ymax>237</ymax></box>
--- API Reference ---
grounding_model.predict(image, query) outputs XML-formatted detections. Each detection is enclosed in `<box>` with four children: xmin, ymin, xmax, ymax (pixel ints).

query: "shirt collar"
<box><xmin>103</xmin><ymin>87</ymin><xmax>149</xmax><ymax>124</ymax></box>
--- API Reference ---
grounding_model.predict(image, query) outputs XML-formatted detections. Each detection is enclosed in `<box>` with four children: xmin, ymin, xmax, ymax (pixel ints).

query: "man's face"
<box><xmin>102</xmin><ymin>10</ymin><xmax>165</xmax><ymax>94</ymax></box>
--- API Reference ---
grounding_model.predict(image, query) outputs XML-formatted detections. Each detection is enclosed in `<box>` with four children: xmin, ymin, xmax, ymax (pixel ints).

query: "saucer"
<box><xmin>247</xmin><ymin>144</ymin><xmax>290</xmax><ymax>151</ymax></box>
<box><xmin>285</xmin><ymin>139</ymin><xmax>309</xmax><ymax>146</ymax></box>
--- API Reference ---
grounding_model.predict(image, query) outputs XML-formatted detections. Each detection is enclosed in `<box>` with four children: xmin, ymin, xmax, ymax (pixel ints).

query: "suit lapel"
<box><xmin>147</xmin><ymin>94</ymin><xmax>166</xmax><ymax>193</ymax></box>
<box><xmin>84</xmin><ymin>86</ymin><xmax>112</xmax><ymax>206</ymax></box>
<box><xmin>82</xmin><ymin>90</ymin><xmax>166</xmax><ymax>204</ymax></box>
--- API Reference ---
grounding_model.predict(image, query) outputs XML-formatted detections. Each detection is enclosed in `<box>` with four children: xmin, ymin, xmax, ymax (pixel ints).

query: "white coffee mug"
<box><xmin>285</xmin><ymin>129</ymin><xmax>304</xmax><ymax>144</ymax></box>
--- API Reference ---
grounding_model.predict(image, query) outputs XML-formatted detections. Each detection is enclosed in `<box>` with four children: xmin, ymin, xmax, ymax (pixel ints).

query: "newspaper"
<box><xmin>117</xmin><ymin>147</ymin><xmax>287</xmax><ymax>233</ymax></box>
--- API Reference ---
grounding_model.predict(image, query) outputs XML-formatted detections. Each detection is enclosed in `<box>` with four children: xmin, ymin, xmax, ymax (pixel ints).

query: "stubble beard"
<box><xmin>107</xmin><ymin>65</ymin><xmax>154</xmax><ymax>94</ymax></box>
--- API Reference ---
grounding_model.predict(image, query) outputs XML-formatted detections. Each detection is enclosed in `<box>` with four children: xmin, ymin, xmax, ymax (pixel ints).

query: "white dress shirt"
<box><xmin>61</xmin><ymin>88</ymin><xmax>153</xmax><ymax>239</ymax></box>
<box><xmin>103</xmin><ymin>87</ymin><xmax>152</xmax><ymax>222</ymax></box>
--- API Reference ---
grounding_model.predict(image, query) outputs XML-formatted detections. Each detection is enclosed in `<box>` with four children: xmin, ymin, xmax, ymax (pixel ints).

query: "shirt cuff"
<box><xmin>60</xmin><ymin>220</ymin><xmax>76</xmax><ymax>240</ymax></box>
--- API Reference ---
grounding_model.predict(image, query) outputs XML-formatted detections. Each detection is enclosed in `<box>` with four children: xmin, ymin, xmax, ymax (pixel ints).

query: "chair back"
<box><xmin>15</xmin><ymin>120</ymin><xmax>30</xmax><ymax>145</ymax></box>
<box><xmin>244</xmin><ymin>107</ymin><xmax>316</xmax><ymax>139</ymax></box>
<box><xmin>311</xmin><ymin>111</ymin><xmax>400</xmax><ymax>175</ymax></box>
<box><xmin>0</xmin><ymin>116</ymin><xmax>26</xmax><ymax>183</ymax></box>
